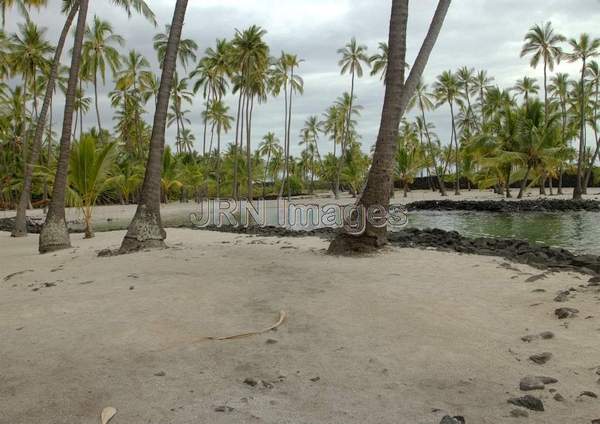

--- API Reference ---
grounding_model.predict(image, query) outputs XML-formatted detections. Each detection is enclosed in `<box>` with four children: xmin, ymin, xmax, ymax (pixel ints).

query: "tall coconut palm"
<box><xmin>584</xmin><ymin>60</ymin><xmax>600</xmax><ymax>192</ymax></box>
<box><xmin>81</xmin><ymin>15</ymin><xmax>124</xmax><ymax>134</ymax></box>
<box><xmin>153</xmin><ymin>23</ymin><xmax>197</xmax><ymax>70</ymax></box>
<box><xmin>120</xmin><ymin>0</ymin><xmax>188</xmax><ymax>252</ymax></box>
<box><xmin>329</xmin><ymin>0</ymin><xmax>451</xmax><ymax>252</ymax></box>
<box><xmin>456</xmin><ymin>66</ymin><xmax>477</xmax><ymax>126</ymax></box>
<box><xmin>369</xmin><ymin>41</ymin><xmax>388</xmax><ymax>82</ymax></box>
<box><xmin>408</xmin><ymin>79</ymin><xmax>446</xmax><ymax>195</ymax></box>
<box><xmin>270</xmin><ymin>52</ymin><xmax>303</xmax><ymax>199</ymax></box>
<box><xmin>257</xmin><ymin>132</ymin><xmax>280</xmax><ymax>197</ymax></box>
<box><xmin>434</xmin><ymin>70</ymin><xmax>462</xmax><ymax>195</ymax></box>
<box><xmin>191</xmin><ymin>39</ymin><xmax>230</xmax><ymax>155</ymax></box>
<box><xmin>549</xmin><ymin>72</ymin><xmax>570</xmax><ymax>194</ymax></box>
<box><xmin>336</xmin><ymin>37</ymin><xmax>370</xmax><ymax>198</ymax></box>
<box><xmin>230</xmin><ymin>25</ymin><xmax>270</xmax><ymax>201</ymax></box>
<box><xmin>513</xmin><ymin>76</ymin><xmax>539</xmax><ymax>110</ymax></box>
<box><xmin>38</xmin><ymin>0</ymin><xmax>89</xmax><ymax>253</ymax></box>
<box><xmin>565</xmin><ymin>33</ymin><xmax>600</xmax><ymax>199</ymax></box>
<box><xmin>204</xmin><ymin>99</ymin><xmax>232</xmax><ymax>197</ymax></box>
<box><xmin>474</xmin><ymin>70</ymin><xmax>494</xmax><ymax>127</ymax></box>
<box><xmin>520</xmin><ymin>22</ymin><xmax>565</xmax><ymax>121</ymax></box>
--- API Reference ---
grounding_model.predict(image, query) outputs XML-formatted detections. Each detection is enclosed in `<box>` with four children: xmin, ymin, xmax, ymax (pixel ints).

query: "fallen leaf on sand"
<box><xmin>207</xmin><ymin>310</ymin><xmax>287</xmax><ymax>341</ymax></box>
<box><xmin>101</xmin><ymin>407</ymin><xmax>117</xmax><ymax>424</ymax></box>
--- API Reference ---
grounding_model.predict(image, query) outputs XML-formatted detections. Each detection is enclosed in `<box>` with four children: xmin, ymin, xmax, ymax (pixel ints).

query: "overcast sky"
<box><xmin>6</xmin><ymin>0</ymin><xmax>600</xmax><ymax>155</ymax></box>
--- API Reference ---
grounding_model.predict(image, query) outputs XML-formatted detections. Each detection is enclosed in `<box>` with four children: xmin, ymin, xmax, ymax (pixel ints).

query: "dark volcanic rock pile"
<box><xmin>405</xmin><ymin>199</ymin><xmax>600</xmax><ymax>212</ymax></box>
<box><xmin>388</xmin><ymin>227</ymin><xmax>600</xmax><ymax>274</ymax></box>
<box><xmin>0</xmin><ymin>217</ymin><xmax>44</xmax><ymax>234</ymax></box>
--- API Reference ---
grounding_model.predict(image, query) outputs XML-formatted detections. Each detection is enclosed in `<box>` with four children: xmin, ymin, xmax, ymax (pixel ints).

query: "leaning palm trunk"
<box><xmin>12</xmin><ymin>2</ymin><xmax>79</xmax><ymax>238</ymax></box>
<box><xmin>119</xmin><ymin>0</ymin><xmax>188</xmax><ymax>252</ymax></box>
<box><xmin>278</xmin><ymin>80</ymin><xmax>289</xmax><ymax>199</ymax></box>
<box><xmin>329</xmin><ymin>0</ymin><xmax>451</xmax><ymax>252</ymax></box>
<box><xmin>38</xmin><ymin>0</ymin><xmax>89</xmax><ymax>253</ymax></box>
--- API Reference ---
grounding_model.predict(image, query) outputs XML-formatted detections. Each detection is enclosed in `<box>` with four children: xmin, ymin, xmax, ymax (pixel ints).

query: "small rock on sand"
<box><xmin>508</xmin><ymin>395</ymin><xmax>544</xmax><ymax>411</ymax></box>
<box><xmin>519</xmin><ymin>376</ymin><xmax>556</xmax><ymax>391</ymax></box>
<box><xmin>519</xmin><ymin>376</ymin><xmax>545</xmax><ymax>391</ymax></box>
<box><xmin>555</xmin><ymin>307</ymin><xmax>579</xmax><ymax>319</ymax></box>
<box><xmin>529</xmin><ymin>352</ymin><xmax>553</xmax><ymax>365</ymax></box>
<box><xmin>579</xmin><ymin>391</ymin><xmax>598</xmax><ymax>399</ymax></box>
<box><xmin>553</xmin><ymin>393</ymin><xmax>565</xmax><ymax>402</ymax></box>
<box><xmin>214</xmin><ymin>405</ymin><xmax>234</xmax><ymax>413</ymax></box>
<box><xmin>439</xmin><ymin>416</ymin><xmax>465</xmax><ymax>424</ymax></box>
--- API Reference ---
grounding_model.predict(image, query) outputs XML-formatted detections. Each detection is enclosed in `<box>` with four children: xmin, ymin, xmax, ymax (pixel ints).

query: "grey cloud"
<box><xmin>5</xmin><ymin>0</ymin><xmax>600</xmax><ymax>156</ymax></box>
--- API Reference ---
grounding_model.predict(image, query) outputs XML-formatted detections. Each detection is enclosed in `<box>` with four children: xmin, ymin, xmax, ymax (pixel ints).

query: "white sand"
<box><xmin>1</xmin><ymin>229</ymin><xmax>599</xmax><ymax>423</ymax></box>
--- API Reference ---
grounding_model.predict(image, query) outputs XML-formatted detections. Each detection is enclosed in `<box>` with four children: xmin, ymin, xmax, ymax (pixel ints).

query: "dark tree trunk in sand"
<box><xmin>119</xmin><ymin>0</ymin><xmax>189</xmax><ymax>253</ymax></box>
<box><xmin>12</xmin><ymin>2</ymin><xmax>79</xmax><ymax>238</ymax></box>
<box><xmin>329</xmin><ymin>0</ymin><xmax>451</xmax><ymax>253</ymax></box>
<box><xmin>38</xmin><ymin>0</ymin><xmax>89</xmax><ymax>253</ymax></box>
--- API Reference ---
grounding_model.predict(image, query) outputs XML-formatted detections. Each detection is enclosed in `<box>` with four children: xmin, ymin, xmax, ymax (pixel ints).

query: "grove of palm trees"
<box><xmin>2</xmin><ymin>1</ymin><xmax>600</xmax><ymax>423</ymax></box>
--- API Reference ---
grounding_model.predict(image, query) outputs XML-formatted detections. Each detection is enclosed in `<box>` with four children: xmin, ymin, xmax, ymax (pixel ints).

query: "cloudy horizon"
<box><xmin>5</xmin><ymin>0</ymin><xmax>600</xmax><ymax>156</ymax></box>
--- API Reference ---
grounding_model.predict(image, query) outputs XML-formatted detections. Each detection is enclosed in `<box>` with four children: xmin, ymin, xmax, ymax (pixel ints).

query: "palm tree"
<box><xmin>336</xmin><ymin>37</ymin><xmax>369</xmax><ymax>198</ymax></box>
<box><xmin>1</xmin><ymin>0</ymin><xmax>47</xmax><ymax>28</ymax></box>
<box><xmin>205</xmin><ymin>99</ymin><xmax>232</xmax><ymax>197</ymax></box>
<box><xmin>329</xmin><ymin>0</ymin><xmax>451</xmax><ymax>252</ymax></box>
<box><xmin>369</xmin><ymin>41</ymin><xmax>388</xmax><ymax>82</ymax></box>
<box><xmin>191</xmin><ymin>39</ymin><xmax>230</xmax><ymax>155</ymax></box>
<box><xmin>38</xmin><ymin>0</ymin><xmax>90</xmax><ymax>253</ymax></box>
<box><xmin>520</xmin><ymin>22</ymin><xmax>565</xmax><ymax>120</ymax></box>
<box><xmin>230</xmin><ymin>25</ymin><xmax>270</xmax><ymax>202</ymax></box>
<box><xmin>474</xmin><ymin>70</ymin><xmax>494</xmax><ymax>127</ymax></box>
<box><xmin>584</xmin><ymin>61</ymin><xmax>600</xmax><ymax>192</ymax></box>
<box><xmin>434</xmin><ymin>70</ymin><xmax>462</xmax><ymax>195</ymax></box>
<box><xmin>68</xmin><ymin>133</ymin><xmax>116</xmax><ymax>238</ymax></box>
<box><xmin>513</xmin><ymin>76</ymin><xmax>540</xmax><ymax>110</ymax></box>
<box><xmin>258</xmin><ymin>132</ymin><xmax>280</xmax><ymax>197</ymax></box>
<box><xmin>120</xmin><ymin>0</ymin><xmax>189</xmax><ymax>252</ymax></box>
<box><xmin>270</xmin><ymin>52</ymin><xmax>303</xmax><ymax>200</ymax></box>
<box><xmin>153</xmin><ymin>23</ymin><xmax>197</xmax><ymax>69</ymax></box>
<box><xmin>408</xmin><ymin>79</ymin><xmax>446</xmax><ymax>196</ymax></box>
<box><xmin>565</xmin><ymin>33</ymin><xmax>600</xmax><ymax>199</ymax></box>
<box><xmin>549</xmin><ymin>72</ymin><xmax>570</xmax><ymax>194</ymax></box>
<box><xmin>456</xmin><ymin>66</ymin><xmax>477</xmax><ymax>126</ymax></box>
<box><xmin>81</xmin><ymin>15</ymin><xmax>124</xmax><ymax>134</ymax></box>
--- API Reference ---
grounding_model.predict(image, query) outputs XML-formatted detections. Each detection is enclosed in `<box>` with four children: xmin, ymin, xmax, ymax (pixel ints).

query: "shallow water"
<box><xmin>89</xmin><ymin>206</ymin><xmax>599</xmax><ymax>255</ymax></box>
<box><xmin>404</xmin><ymin>210</ymin><xmax>600</xmax><ymax>255</ymax></box>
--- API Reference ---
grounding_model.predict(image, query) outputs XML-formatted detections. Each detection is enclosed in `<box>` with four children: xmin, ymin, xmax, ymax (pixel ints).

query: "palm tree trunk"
<box><xmin>421</xmin><ymin>105</ymin><xmax>446</xmax><ymax>196</ymax></box>
<box><xmin>329</xmin><ymin>0</ymin><xmax>450</xmax><ymax>251</ymax></box>
<box><xmin>93</xmin><ymin>64</ymin><xmax>103</xmax><ymax>135</ymax></box>
<box><xmin>574</xmin><ymin>59</ymin><xmax>586</xmax><ymax>200</ymax></box>
<box><xmin>263</xmin><ymin>151</ymin><xmax>270</xmax><ymax>198</ymax></box>
<box><xmin>335</xmin><ymin>71</ymin><xmax>355</xmax><ymax>199</ymax></box>
<box><xmin>246</xmin><ymin>93</ymin><xmax>254</xmax><ymax>202</ymax></box>
<box><xmin>216</xmin><ymin>124</ymin><xmax>221</xmax><ymax>199</ymax></box>
<box><xmin>517</xmin><ymin>166</ymin><xmax>532</xmax><ymax>199</ymax></box>
<box><xmin>583</xmin><ymin>138</ymin><xmax>600</xmax><ymax>191</ymax></box>
<box><xmin>233</xmin><ymin>90</ymin><xmax>243</xmax><ymax>200</ymax></box>
<box><xmin>38</xmin><ymin>0</ymin><xmax>89</xmax><ymax>253</ymax></box>
<box><xmin>450</xmin><ymin>101</ymin><xmax>460</xmax><ymax>195</ymax></box>
<box><xmin>558</xmin><ymin>166</ymin><xmax>564</xmax><ymax>195</ymax></box>
<box><xmin>119</xmin><ymin>0</ymin><xmax>189</xmax><ymax>252</ymax></box>
<box><xmin>505</xmin><ymin>166</ymin><xmax>512</xmax><ymax>198</ymax></box>
<box><xmin>543</xmin><ymin>58</ymin><xmax>548</xmax><ymax>124</ymax></box>
<box><xmin>11</xmin><ymin>3</ymin><xmax>79</xmax><ymax>237</ymax></box>
<box><xmin>286</xmin><ymin>68</ymin><xmax>295</xmax><ymax>202</ymax></box>
<box><xmin>202</xmin><ymin>90</ymin><xmax>211</xmax><ymax>155</ymax></box>
<box><xmin>278</xmin><ymin>80</ymin><xmax>289</xmax><ymax>199</ymax></box>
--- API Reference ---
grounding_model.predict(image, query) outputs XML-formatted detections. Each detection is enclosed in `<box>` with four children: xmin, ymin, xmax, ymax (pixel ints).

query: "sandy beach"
<box><xmin>1</xmin><ymin>228</ymin><xmax>599</xmax><ymax>423</ymax></box>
